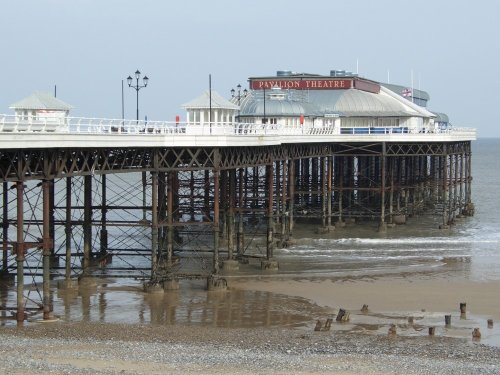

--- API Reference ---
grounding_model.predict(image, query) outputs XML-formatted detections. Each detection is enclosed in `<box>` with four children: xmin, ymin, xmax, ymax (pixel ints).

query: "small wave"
<box><xmin>310</xmin><ymin>237</ymin><xmax>500</xmax><ymax>246</ymax></box>
<box><xmin>280</xmin><ymin>247</ymin><xmax>468</xmax><ymax>255</ymax></box>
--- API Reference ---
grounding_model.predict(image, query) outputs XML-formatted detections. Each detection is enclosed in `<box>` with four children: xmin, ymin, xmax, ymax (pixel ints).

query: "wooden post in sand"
<box><xmin>460</xmin><ymin>302</ymin><xmax>467</xmax><ymax>314</ymax></box>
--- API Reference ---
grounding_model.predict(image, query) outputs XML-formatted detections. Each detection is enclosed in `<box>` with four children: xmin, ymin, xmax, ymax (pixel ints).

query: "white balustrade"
<box><xmin>0</xmin><ymin>113</ymin><xmax>476</xmax><ymax>140</ymax></box>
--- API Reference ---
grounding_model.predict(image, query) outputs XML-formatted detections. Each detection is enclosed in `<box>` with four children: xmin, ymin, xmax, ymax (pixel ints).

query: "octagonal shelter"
<box><xmin>10</xmin><ymin>91</ymin><xmax>73</xmax><ymax>131</ymax></box>
<box><xmin>182</xmin><ymin>90</ymin><xmax>239</xmax><ymax>135</ymax></box>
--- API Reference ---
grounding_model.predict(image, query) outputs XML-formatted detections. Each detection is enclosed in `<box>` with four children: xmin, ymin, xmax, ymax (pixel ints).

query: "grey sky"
<box><xmin>1</xmin><ymin>0</ymin><xmax>498</xmax><ymax>136</ymax></box>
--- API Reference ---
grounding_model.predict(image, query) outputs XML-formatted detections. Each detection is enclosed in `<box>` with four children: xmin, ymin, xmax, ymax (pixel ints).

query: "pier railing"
<box><xmin>0</xmin><ymin>114</ymin><xmax>476</xmax><ymax>138</ymax></box>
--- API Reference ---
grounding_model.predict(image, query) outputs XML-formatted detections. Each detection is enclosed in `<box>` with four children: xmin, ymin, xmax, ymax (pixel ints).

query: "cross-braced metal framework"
<box><xmin>0</xmin><ymin>140</ymin><xmax>473</xmax><ymax>323</ymax></box>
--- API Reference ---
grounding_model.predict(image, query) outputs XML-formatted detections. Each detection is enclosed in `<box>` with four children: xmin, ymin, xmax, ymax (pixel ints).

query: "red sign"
<box><xmin>250</xmin><ymin>79</ymin><xmax>353</xmax><ymax>90</ymax></box>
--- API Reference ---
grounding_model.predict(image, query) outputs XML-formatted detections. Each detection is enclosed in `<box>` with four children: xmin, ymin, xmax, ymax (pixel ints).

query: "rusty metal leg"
<box><xmin>266</xmin><ymin>165</ymin><xmax>274</xmax><ymax>259</ymax></box>
<box><xmin>261</xmin><ymin>164</ymin><xmax>278</xmax><ymax>270</ymax></box>
<box><xmin>100</xmin><ymin>175</ymin><xmax>108</xmax><ymax>257</ymax></box>
<box><xmin>213</xmin><ymin>169</ymin><xmax>220</xmax><ymax>273</ymax></box>
<box><xmin>288</xmin><ymin>159</ymin><xmax>295</xmax><ymax>237</ymax></box>
<box><xmin>389</xmin><ymin>158</ymin><xmax>394</xmax><ymax>224</ymax></box>
<box><xmin>275</xmin><ymin>161</ymin><xmax>281</xmax><ymax>228</ymax></box>
<box><xmin>2</xmin><ymin>182</ymin><xmax>9</xmax><ymax>275</ymax></box>
<box><xmin>223</xmin><ymin>169</ymin><xmax>239</xmax><ymax>272</ymax></box>
<box><xmin>220</xmin><ymin>170</ymin><xmax>227</xmax><ymax>241</ymax></box>
<box><xmin>167</xmin><ymin>171</ymin><xmax>174</xmax><ymax>269</ymax></box>
<box><xmin>338</xmin><ymin>157</ymin><xmax>344</xmax><ymax>226</ymax></box>
<box><xmin>204</xmin><ymin>170</ymin><xmax>211</xmax><ymax>220</ymax></box>
<box><xmin>227</xmin><ymin>169</ymin><xmax>235</xmax><ymax>259</ymax></box>
<box><xmin>65</xmin><ymin>177</ymin><xmax>72</xmax><ymax>281</ymax></box>
<box><xmin>441</xmin><ymin>149</ymin><xmax>449</xmax><ymax>228</ymax></box>
<box><xmin>157</xmin><ymin>171</ymin><xmax>166</xmax><ymax>264</ymax></box>
<box><xmin>16</xmin><ymin>181</ymin><xmax>25</xmax><ymax>325</ymax></box>
<box><xmin>454</xmin><ymin>153</ymin><xmax>459</xmax><ymax>221</ymax></box>
<box><xmin>151</xmin><ymin>171</ymin><xmax>159</xmax><ymax>280</ymax></box>
<box><xmin>321</xmin><ymin>157</ymin><xmax>327</xmax><ymax>228</ymax></box>
<box><xmin>49</xmin><ymin>179</ymin><xmax>55</xmax><ymax>257</ymax></box>
<box><xmin>42</xmin><ymin>180</ymin><xmax>53</xmax><ymax>320</ymax></box>
<box><xmin>379</xmin><ymin>143</ymin><xmax>387</xmax><ymax>232</ymax></box>
<box><xmin>142</xmin><ymin>171</ymin><xmax>148</xmax><ymax>222</ymax></box>
<box><xmin>83</xmin><ymin>175</ymin><xmax>92</xmax><ymax>275</ymax></box>
<box><xmin>459</xmin><ymin>153</ymin><xmax>464</xmax><ymax>215</ymax></box>
<box><xmin>327</xmin><ymin>156</ymin><xmax>333</xmax><ymax>229</ymax></box>
<box><xmin>281</xmin><ymin>159</ymin><xmax>288</xmax><ymax>243</ymax></box>
<box><xmin>237</xmin><ymin>168</ymin><xmax>244</xmax><ymax>257</ymax></box>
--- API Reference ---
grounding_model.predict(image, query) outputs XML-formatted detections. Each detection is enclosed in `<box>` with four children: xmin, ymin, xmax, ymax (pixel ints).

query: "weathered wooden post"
<box><xmin>445</xmin><ymin>315</ymin><xmax>451</xmax><ymax>326</ymax></box>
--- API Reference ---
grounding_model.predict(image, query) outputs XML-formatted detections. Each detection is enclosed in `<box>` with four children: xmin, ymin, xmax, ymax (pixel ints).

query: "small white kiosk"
<box><xmin>10</xmin><ymin>91</ymin><xmax>73</xmax><ymax>131</ymax></box>
<box><xmin>182</xmin><ymin>90</ymin><xmax>239</xmax><ymax>135</ymax></box>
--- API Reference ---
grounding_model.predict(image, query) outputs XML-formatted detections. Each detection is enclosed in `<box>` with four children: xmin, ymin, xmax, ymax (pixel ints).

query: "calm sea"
<box><xmin>276</xmin><ymin>138</ymin><xmax>500</xmax><ymax>281</ymax></box>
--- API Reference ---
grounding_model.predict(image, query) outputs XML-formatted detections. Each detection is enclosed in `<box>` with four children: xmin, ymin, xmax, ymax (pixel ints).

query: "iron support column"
<box><xmin>83</xmin><ymin>175</ymin><xmax>92</xmax><ymax>275</ymax></box>
<box><xmin>100</xmin><ymin>175</ymin><xmax>108</xmax><ymax>256</ymax></box>
<box><xmin>288</xmin><ymin>159</ymin><xmax>295</xmax><ymax>237</ymax></box>
<box><xmin>321</xmin><ymin>157</ymin><xmax>327</xmax><ymax>228</ymax></box>
<box><xmin>213</xmin><ymin>169</ymin><xmax>220</xmax><ymax>273</ymax></box>
<box><xmin>2</xmin><ymin>182</ymin><xmax>8</xmax><ymax>274</ymax></box>
<box><xmin>16</xmin><ymin>181</ymin><xmax>25</xmax><ymax>324</ymax></box>
<box><xmin>327</xmin><ymin>156</ymin><xmax>333</xmax><ymax>228</ymax></box>
<box><xmin>379</xmin><ymin>143</ymin><xmax>387</xmax><ymax>231</ymax></box>
<box><xmin>42</xmin><ymin>180</ymin><xmax>52</xmax><ymax>319</ymax></box>
<box><xmin>167</xmin><ymin>171</ymin><xmax>174</xmax><ymax>269</ymax></box>
<box><xmin>142</xmin><ymin>172</ymin><xmax>148</xmax><ymax>222</ymax></box>
<box><xmin>227</xmin><ymin>169</ymin><xmax>236</xmax><ymax>259</ymax></box>
<box><xmin>280</xmin><ymin>160</ymin><xmax>288</xmax><ymax>243</ymax></box>
<box><xmin>237</xmin><ymin>168</ymin><xmax>244</xmax><ymax>256</ymax></box>
<box><xmin>442</xmin><ymin>145</ymin><xmax>449</xmax><ymax>227</ymax></box>
<box><xmin>266</xmin><ymin>164</ymin><xmax>274</xmax><ymax>259</ymax></box>
<box><xmin>65</xmin><ymin>177</ymin><xmax>72</xmax><ymax>280</ymax></box>
<box><xmin>151</xmin><ymin>171</ymin><xmax>159</xmax><ymax>279</ymax></box>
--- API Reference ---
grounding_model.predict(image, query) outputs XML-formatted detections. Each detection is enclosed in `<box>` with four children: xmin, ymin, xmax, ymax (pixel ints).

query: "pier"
<box><xmin>0</xmin><ymin>115</ymin><xmax>475</xmax><ymax>322</ymax></box>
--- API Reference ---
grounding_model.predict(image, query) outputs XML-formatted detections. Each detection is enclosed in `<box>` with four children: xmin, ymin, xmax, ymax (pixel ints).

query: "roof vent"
<box><xmin>330</xmin><ymin>70</ymin><xmax>358</xmax><ymax>77</ymax></box>
<box><xmin>277</xmin><ymin>70</ymin><xmax>293</xmax><ymax>77</ymax></box>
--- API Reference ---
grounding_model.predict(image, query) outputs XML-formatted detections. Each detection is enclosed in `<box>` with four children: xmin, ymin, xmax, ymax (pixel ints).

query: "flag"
<box><xmin>401</xmin><ymin>88</ymin><xmax>412</xmax><ymax>97</ymax></box>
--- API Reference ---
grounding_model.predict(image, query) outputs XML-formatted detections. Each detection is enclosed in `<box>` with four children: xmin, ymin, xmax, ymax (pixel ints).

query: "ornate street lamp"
<box><xmin>127</xmin><ymin>69</ymin><xmax>149</xmax><ymax>123</ymax></box>
<box><xmin>231</xmin><ymin>84</ymin><xmax>248</xmax><ymax>121</ymax></box>
<box><xmin>127</xmin><ymin>70</ymin><xmax>149</xmax><ymax>222</ymax></box>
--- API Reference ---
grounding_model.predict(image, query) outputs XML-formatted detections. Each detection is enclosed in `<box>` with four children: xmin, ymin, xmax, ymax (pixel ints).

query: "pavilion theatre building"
<box><xmin>234</xmin><ymin>70</ymin><xmax>445</xmax><ymax>134</ymax></box>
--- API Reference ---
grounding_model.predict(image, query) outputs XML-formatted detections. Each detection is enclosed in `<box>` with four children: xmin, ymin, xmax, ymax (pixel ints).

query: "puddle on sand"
<box><xmin>11</xmin><ymin>278</ymin><xmax>330</xmax><ymax>329</ymax></box>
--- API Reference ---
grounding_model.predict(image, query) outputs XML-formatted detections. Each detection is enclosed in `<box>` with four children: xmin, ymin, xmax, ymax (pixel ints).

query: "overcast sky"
<box><xmin>1</xmin><ymin>0</ymin><xmax>498</xmax><ymax>136</ymax></box>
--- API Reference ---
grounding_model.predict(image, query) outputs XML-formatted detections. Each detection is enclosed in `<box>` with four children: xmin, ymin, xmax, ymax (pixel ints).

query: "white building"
<box><xmin>235</xmin><ymin>70</ymin><xmax>439</xmax><ymax>135</ymax></box>
<box><xmin>182</xmin><ymin>90</ymin><xmax>239</xmax><ymax>134</ymax></box>
<box><xmin>9</xmin><ymin>91</ymin><xmax>73</xmax><ymax>131</ymax></box>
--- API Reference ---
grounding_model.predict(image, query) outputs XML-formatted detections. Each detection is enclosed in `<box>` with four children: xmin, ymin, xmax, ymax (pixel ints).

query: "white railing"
<box><xmin>0</xmin><ymin>114</ymin><xmax>476</xmax><ymax>138</ymax></box>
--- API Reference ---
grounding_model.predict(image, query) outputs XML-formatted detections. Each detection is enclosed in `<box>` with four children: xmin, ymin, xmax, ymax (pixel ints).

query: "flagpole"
<box><xmin>411</xmin><ymin>69</ymin><xmax>414</xmax><ymax>103</ymax></box>
<box><xmin>209</xmin><ymin>74</ymin><xmax>212</xmax><ymax>134</ymax></box>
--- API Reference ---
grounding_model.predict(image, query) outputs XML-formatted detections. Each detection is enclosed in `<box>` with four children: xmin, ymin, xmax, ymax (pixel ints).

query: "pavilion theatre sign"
<box><xmin>249</xmin><ymin>78</ymin><xmax>380</xmax><ymax>93</ymax></box>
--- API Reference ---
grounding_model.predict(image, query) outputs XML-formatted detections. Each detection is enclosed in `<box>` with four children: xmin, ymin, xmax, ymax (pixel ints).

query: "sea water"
<box><xmin>276</xmin><ymin>138</ymin><xmax>500</xmax><ymax>282</ymax></box>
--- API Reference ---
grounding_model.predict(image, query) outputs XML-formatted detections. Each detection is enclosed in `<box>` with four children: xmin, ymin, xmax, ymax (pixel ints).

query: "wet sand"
<box><xmin>0</xmin><ymin>273</ymin><xmax>499</xmax><ymax>374</ymax></box>
<box><xmin>229</xmin><ymin>274</ymin><xmax>500</xmax><ymax>321</ymax></box>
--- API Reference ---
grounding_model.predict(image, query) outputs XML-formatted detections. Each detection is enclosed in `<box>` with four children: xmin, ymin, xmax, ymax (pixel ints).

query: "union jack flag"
<box><xmin>401</xmin><ymin>88</ymin><xmax>412</xmax><ymax>97</ymax></box>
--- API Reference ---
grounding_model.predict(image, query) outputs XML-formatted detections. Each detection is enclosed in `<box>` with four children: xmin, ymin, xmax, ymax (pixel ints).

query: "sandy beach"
<box><xmin>229</xmin><ymin>274</ymin><xmax>500</xmax><ymax>322</ymax></box>
<box><xmin>0</xmin><ymin>272</ymin><xmax>499</xmax><ymax>374</ymax></box>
